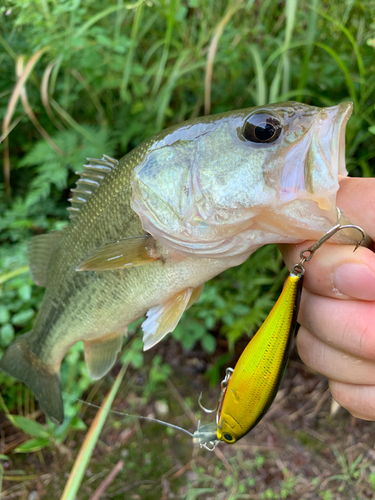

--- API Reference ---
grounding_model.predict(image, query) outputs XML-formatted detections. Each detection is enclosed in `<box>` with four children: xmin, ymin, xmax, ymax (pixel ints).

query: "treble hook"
<box><xmin>198</xmin><ymin>392</ymin><xmax>217</xmax><ymax>414</ymax></box>
<box><xmin>292</xmin><ymin>208</ymin><xmax>366</xmax><ymax>275</ymax></box>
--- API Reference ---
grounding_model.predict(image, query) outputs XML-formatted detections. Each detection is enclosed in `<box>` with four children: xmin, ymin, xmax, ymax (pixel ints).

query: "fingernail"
<box><xmin>334</xmin><ymin>264</ymin><xmax>375</xmax><ymax>300</ymax></box>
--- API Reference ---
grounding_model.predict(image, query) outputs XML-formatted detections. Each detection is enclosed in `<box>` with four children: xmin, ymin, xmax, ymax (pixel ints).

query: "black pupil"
<box><xmin>255</xmin><ymin>123</ymin><xmax>275</xmax><ymax>141</ymax></box>
<box><xmin>224</xmin><ymin>433</ymin><xmax>233</xmax><ymax>441</ymax></box>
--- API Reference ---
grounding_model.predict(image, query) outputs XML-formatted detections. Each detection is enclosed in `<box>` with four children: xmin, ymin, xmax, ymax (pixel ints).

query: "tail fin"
<box><xmin>0</xmin><ymin>333</ymin><xmax>64</xmax><ymax>424</ymax></box>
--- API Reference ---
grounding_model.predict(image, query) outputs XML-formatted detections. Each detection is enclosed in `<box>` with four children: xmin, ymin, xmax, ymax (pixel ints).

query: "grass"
<box><xmin>1</xmin><ymin>0</ymin><xmax>375</xmax><ymax>498</ymax></box>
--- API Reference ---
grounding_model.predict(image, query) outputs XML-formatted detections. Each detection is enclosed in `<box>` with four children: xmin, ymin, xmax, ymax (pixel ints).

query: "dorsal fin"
<box><xmin>68</xmin><ymin>155</ymin><xmax>118</xmax><ymax>219</ymax></box>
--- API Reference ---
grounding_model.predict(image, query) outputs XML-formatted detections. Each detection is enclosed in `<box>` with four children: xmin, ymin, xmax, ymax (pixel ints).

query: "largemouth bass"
<box><xmin>0</xmin><ymin>101</ymin><xmax>355</xmax><ymax>424</ymax></box>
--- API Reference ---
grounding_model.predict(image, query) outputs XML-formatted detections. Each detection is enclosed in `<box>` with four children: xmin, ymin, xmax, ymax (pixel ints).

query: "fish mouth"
<box><xmin>326</xmin><ymin>101</ymin><xmax>353</xmax><ymax>176</ymax></box>
<box><xmin>302</xmin><ymin>101</ymin><xmax>352</xmax><ymax>210</ymax></box>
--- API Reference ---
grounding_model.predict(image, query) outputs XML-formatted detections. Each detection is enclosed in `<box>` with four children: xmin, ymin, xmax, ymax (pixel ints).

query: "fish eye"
<box><xmin>243</xmin><ymin>113</ymin><xmax>282</xmax><ymax>144</ymax></box>
<box><xmin>223</xmin><ymin>433</ymin><xmax>235</xmax><ymax>442</ymax></box>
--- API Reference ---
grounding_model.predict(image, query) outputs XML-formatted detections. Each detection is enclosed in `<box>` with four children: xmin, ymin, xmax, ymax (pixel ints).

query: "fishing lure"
<box><xmin>193</xmin><ymin>211</ymin><xmax>366</xmax><ymax>450</ymax></box>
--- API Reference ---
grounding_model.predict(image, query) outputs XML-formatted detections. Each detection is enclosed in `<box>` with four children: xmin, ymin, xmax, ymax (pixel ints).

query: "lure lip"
<box><xmin>192</xmin><ymin>422</ymin><xmax>218</xmax><ymax>445</ymax></box>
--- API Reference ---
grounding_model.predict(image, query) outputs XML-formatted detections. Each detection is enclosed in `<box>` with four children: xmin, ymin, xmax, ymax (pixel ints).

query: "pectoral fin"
<box><xmin>84</xmin><ymin>331</ymin><xmax>125</xmax><ymax>379</ymax></box>
<box><xmin>142</xmin><ymin>287</ymin><xmax>195</xmax><ymax>351</ymax></box>
<box><xmin>76</xmin><ymin>235</ymin><xmax>159</xmax><ymax>271</ymax></box>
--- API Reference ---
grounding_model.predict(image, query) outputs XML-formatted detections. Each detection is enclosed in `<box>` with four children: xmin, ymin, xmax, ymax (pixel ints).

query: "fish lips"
<box><xmin>325</xmin><ymin>101</ymin><xmax>353</xmax><ymax>176</ymax></box>
<box><xmin>308</xmin><ymin>101</ymin><xmax>352</xmax><ymax>209</ymax></box>
<box><xmin>270</xmin><ymin>101</ymin><xmax>352</xmax><ymax>210</ymax></box>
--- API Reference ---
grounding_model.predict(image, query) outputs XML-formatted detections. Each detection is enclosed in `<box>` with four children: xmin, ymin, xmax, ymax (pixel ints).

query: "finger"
<box><xmin>296</xmin><ymin>327</ymin><xmax>375</xmax><ymax>384</ymax></box>
<box><xmin>298</xmin><ymin>289</ymin><xmax>375</xmax><ymax>361</ymax></box>
<box><xmin>329</xmin><ymin>381</ymin><xmax>375</xmax><ymax>421</ymax></box>
<box><xmin>336</xmin><ymin>177</ymin><xmax>375</xmax><ymax>241</ymax></box>
<box><xmin>280</xmin><ymin>243</ymin><xmax>375</xmax><ymax>300</ymax></box>
<box><xmin>279</xmin><ymin>177</ymin><xmax>375</xmax><ymax>300</ymax></box>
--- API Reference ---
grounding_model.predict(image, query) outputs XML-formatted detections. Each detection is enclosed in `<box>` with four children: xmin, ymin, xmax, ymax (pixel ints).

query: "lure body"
<box><xmin>216</xmin><ymin>272</ymin><xmax>303</xmax><ymax>444</ymax></box>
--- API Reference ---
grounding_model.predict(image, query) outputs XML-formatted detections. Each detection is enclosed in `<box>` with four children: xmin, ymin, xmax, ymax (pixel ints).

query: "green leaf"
<box><xmin>131</xmin><ymin>351</ymin><xmax>143</xmax><ymax>369</ymax></box>
<box><xmin>18</xmin><ymin>284</ymin><xmax>31</xmax><ymax>301</ymax></box>
<box><xmin>0</xmin><ymin>324</ymin><xmax>15</xmax><ymax>348</ymax></box>
<box><xmin>0</xmin><ymin>305</ymin><xmax>10</xmax><ymax>324</ymax></box>
<box><xmin>369</xmin><ymin>126</ymin><xmax>375</xmax><ymax>135</ymax></box>
<box><xmin>9</xmin><ymin>415</ymin><xmax>50</xmax><ymax>438</ymax></box>
<box><xmin>14</xmin><ymin>437</ymin><xmax>50</xmax><ymax>453</ymax></box>
<box><xmin>201</xmin><ymin>334</ymin><xmax>216</xmax><ymax>354</ymax></box>
<box><xmin>11</xmin><ymin>309</ymin><xmax>34</xmax><ymax>325</ymax></box>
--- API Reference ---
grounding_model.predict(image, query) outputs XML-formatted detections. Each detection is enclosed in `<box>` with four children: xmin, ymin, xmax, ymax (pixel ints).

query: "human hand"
<box><xmin>279</xmin><ymin>177</ymin><xmax>375</xmax><ymax>420</ymax></box>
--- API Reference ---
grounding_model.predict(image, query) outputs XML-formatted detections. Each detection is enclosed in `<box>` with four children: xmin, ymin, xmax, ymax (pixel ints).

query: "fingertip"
<box><xmin>329</xmin><ymin>380</ymin><xmax>375</xmax><ymax>421</ymax></box>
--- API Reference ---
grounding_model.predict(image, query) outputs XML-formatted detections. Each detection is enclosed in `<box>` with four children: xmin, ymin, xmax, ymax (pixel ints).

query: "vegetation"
<box><xmin>0</xmin><ymin>0</ymin><xmax>374</xmax><ymax>498</ymax></box>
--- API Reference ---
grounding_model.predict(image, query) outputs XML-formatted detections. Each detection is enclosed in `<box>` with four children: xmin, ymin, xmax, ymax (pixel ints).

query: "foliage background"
<box><xmin>0</xmin><ymin>0</ymin><xmax>375</xmax><ymax>498</ymax></box>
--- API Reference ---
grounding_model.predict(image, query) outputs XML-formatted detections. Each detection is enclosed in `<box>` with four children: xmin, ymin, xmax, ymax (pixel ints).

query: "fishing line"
<box><xmin>62</xmin><ymin>392</ymin><xmax>194</xmax><ymax>438</ymax></box>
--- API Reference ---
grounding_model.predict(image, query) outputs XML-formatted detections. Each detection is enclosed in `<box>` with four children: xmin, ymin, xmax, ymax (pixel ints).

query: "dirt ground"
<box><xmin>1</xmin><ymin>338</ymin><xmax>375</xmax><ymax>500</ymax></box>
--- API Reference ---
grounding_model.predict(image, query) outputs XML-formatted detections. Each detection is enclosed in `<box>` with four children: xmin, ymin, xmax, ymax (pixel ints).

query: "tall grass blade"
<box><xmin>41</xmin><ymin>60</ymin><xmax>65</xmax><ymax>132</ymax></box>
<box><xmin>16</xmin><ymin>57</ymin><xmax>63</xmax><ymax>155</ymax></box>
<box><xmin>120</xmin><ymin>3</ymin><xmax>144</xmax><ymax>102</ymax></box>
<box><xmin>248</xmin><ymin>45</ymin><xmax>266</xmax><ymax>106</ymax></box>
<box><xmin>49</xmin><ymin>54</ymin><xmax>63</xmax><ymax>95</ymax></box>
<box><xmin>282</xmin><ymin>0</ymin><xmax>297</xmax><ymax>96</ymax></box>
<box><xmin>60</xmin><ymin>359</ymin><xmax>130</xmax><ymax>500</ymax></box>
<box><xmin>50</xmin><ymin>99</ymin><xmax>97</xmax><ymax>145</ymax></box>
<box><xmin>282</xmin><ymin>53</ymin><xmax>290</xmax><ymax>97</ymax></box>
<box><xmin>73</xmin><ymin>0</ymin><xmax>145</xmax><ymax>40</ymax></box>
<box><xmin>315</xmin><ymin>42</ymin><xmax>358</xmax><ymax>108</ymax></box>
<box><xmin>156</xmin><ymin>51</ymin><xmax>189</xmax><ymax>130</ymax></box>
<box><xmin>296</xmin><ymin>0</ymin><xmax>319</xmax><ymax>101</ymax></box>
<box><xmin>2</xmin><ymin>46</ymin><xmax>48</xmax><ymax>196</ymax></box>
<box><xmin>284</xmin><ymin>0</ymin><xmax>297</xmax><ymax>45</ymax></box>
<box><xmin>0</xmin><ymin>114</ymin><xmax>26</xmax><ymax>144</ymax></box>
<box><xmin>205</xmin><ymin>0</ymin><xmax>245</xmax><ymax>115</ymax></box>
<box><xmin>269</xmin><ymin>59</ymin><xmax>283</xmax><ymax>103</ymax></box>
<box><xmin>72</xmin><ymin>69</ymin><xmax>107</xmax><ymax>126</ymax></box>
<box><xmin>309</xmin><ymin>5</ymin><xmax>365</xmax><ymax>80</ymax></box>
<box><xmin>151</xmin><ymin>0</ymin><xmax>175</xmax><ymax>96</ymax></box>
<box><xmin>114</xmin><ymin>0</ymin><xmax>125</xmax><ymax>44</ymax></box>
<box><xmin>264</xmin><ymin>40</ymin><xmax>306</xmax><ymax>71</ymax></box>
<box><xmin>278</xmin><ymin>89</ymin><xmax>333</xmax><ymax>106</ymax></box>
<box><xmin>0</xmin><ymin>33</ymin><xmax>17</xmax><ymax>63</ymax></box>
<box><xmin>0</xmin><ymin>266</ymin><xmax>29</xmax><ymax>286</ymax></box>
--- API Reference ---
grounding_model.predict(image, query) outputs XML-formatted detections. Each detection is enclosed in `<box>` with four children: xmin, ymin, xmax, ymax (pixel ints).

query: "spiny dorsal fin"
<box><xmin>28</xmin><ymin>231</ymin><xmax>64</xmax><ymax>287</ymax></box>
<box><xmin>68</xmin><ymin>155</ymin><xmax>118</xmax><ymax>219</ymax></box>
<box><xmin>76</xmin><ymin>235</ymin><xmax>159</xmax><ymax>271</ymax></box>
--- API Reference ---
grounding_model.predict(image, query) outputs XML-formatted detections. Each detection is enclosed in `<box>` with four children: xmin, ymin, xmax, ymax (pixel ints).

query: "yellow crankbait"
<box><xmin>193</xmin><ymin>211</ymin><xmax>366</xmax><ymax>450</ymax></box>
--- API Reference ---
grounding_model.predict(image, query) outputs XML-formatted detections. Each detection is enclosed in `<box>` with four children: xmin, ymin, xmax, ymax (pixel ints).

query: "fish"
<box><xmin>0</xmin><ymin>100</ymin><xmax>357</xmax><ymax>424</ymax></box>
